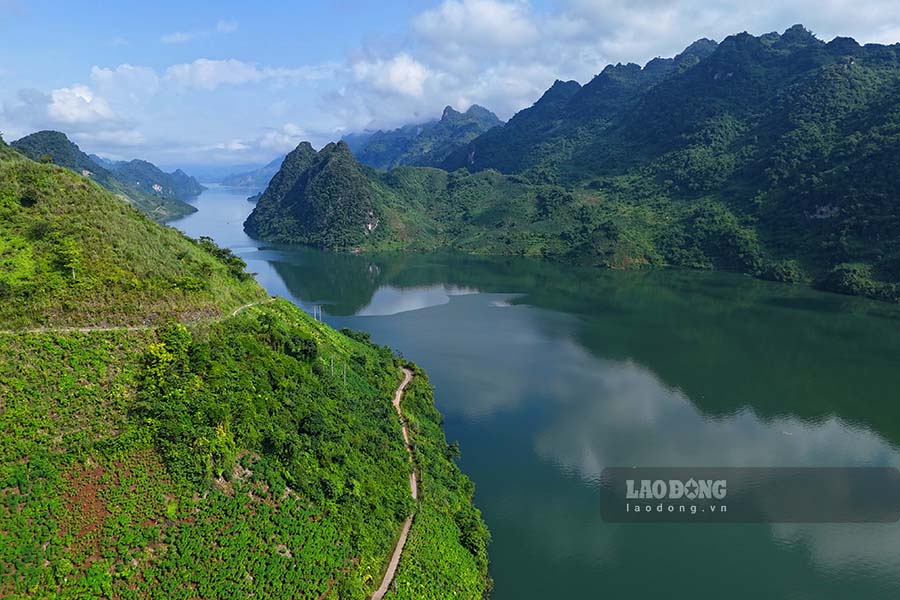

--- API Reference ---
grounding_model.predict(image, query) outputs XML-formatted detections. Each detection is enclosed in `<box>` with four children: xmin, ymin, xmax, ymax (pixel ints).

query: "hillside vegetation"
<box><xmin>0</xmin><ymin>144</ymin><xmax>262</xmax><ymax>328</ymax></box>
<box><xmin>245</xmin><ymin>26</ymin><xmax>900</xmax><ymax>303</ymax></box>
<box><xmin>11</xmin><ymin>131</ymin><xmax>196</xmax><ymax>221</ymax></box>
<box><xmin>0</xmin><ymin>142</ymin><xmax>491</xmax><ymax>599</ymax></box>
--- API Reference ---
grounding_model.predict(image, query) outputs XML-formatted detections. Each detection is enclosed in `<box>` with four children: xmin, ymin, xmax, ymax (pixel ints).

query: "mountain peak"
<box><xmin>442</xmin><ymin>105</ymin><xmax>462</xmax><ymax>120</ymax></box>
<box><xmin>777</xmin><ymin>24</ymin><xmax>821</xmax><ymax>48</ymax></box>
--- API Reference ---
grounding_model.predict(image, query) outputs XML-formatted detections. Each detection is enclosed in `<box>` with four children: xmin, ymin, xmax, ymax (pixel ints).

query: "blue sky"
<box><xmin>1</xmin><ymin>0</ymin><xmax>899</xmax><ymax>170</ymax></box>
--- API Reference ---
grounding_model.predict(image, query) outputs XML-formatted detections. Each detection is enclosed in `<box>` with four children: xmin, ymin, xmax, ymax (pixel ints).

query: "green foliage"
<box><xmin>0</xmin><ymin>149</ymin><xmax>263</xmax><ymax>327</ymax></box>
<box><xmin>818</xmin><ymin>263</ymin><xmax>899</xmax><ymax>301</ymax></box>
<box><xmin>0</xmin><ymin>301</ymin><xmax>490</xmax><ymax>599</ymax></box>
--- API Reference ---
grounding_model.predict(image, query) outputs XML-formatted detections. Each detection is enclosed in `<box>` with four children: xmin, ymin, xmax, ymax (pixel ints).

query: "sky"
<box><xmin>1</xmin><ymin>0</ymin><xmax>899</xmax><ymax>170</ymax></box>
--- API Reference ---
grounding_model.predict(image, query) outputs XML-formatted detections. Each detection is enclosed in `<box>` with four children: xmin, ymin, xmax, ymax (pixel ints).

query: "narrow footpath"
<box><xmin>372</xmin><ymin>367</ymin><xmax>417</xmax><ymax>600</ymax></box>
<box><xmin>0</xmin><ymin>297</ymin><xmax>275</xmax><ymax>335</ymax></box>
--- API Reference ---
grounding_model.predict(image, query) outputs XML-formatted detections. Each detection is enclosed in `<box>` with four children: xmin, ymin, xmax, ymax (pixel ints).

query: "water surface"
<box><xmin>174</xmin><ymin>186</ymin><xmax>900</xmax><ymax>599</ymax></box>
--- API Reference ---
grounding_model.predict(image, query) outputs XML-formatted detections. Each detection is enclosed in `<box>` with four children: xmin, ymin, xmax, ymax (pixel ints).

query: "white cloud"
<box><xmin>47</xmin><ymin>84</ymin><xmax>116</xmax><ymax>124</ymax></box>
<box><xmin>216</xmin><ymin>19</ymin><xmax>239</xmax><ymax>34</ymax></box>
<box><xmin>162</xmin><ymin>31</ymin><xmax>201</xmax><ymax>45</ymax></box>
<box><xmin>352</xmin><ymin>54</ymin><xmax>431</xmax><ymax>98</ymax></box>
<box><xmin>164</xmin><ymin>59</ymin><xmax>336</xmax><ymax>91</ymax></box>
<box><xmin>107</xmin><ymin>36</ymin><xmax>128</xmax><ymax>47</ymax></box>
<box><xmin>91</xmin><ymin>64</ymin><xmax>160</xmax><ymax>101</ymax></box>
<box><xmin>162</xmin><ymin>18</ymin><xmax>239</xmax><ymax>44</ymax></box>
<box><xmin>165</xmin><ymin>58</ymin><xmax>265</xmax><ymax>90</ymax></box>
<box><xmin>415</xmin><ymin>0</ymin><xmax>539</xmax><ymax>50</ymax></box>
<box><xmin>257</xmin><ymin>122</ymin><xmax>305</xmax><ymax>152</ymax></box>
<box><xmin>72</xmin><ymin>128</ymin><xmax>146</xmax><ymax>147</ymax></box>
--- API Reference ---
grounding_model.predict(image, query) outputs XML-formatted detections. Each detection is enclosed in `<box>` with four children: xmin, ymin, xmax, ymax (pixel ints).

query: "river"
<box><xmin>173</xmin><ymin>184</ymin><xmax>900</xmax><ymax>599</ymax></box>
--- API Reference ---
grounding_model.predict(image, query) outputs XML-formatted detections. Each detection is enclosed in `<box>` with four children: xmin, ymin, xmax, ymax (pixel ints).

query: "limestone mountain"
<box><xmin>244</xmin><ymin>141</ymin><xmax>382</xmax><ymax>249</ymax></box>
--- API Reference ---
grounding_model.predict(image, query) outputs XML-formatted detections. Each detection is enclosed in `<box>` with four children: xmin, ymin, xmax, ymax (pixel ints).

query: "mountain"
<box><xmin>352</xmin><ymin>104</ymin><xmax>502</xmax><ymax>171</ymax></box>
<box><xmin>244</xmin><ymin>141</ymin><xmax>383</xmax><ymax>249</ymax></box>
<box><xmin>104</xmin><ymin>158</ymin><xmax>206</xmax><ymax>200</ymax></box>
<box><xmin>220</xmin><ymin>155</ymin><xmax>285</xmax><ymax>189</ymax></box>
<box><xmin>88</xmin><ymin>153</ymin><xmax>118</xmax><ymax>169</ymax></box>
<box><xmin>0</xmin><ymin>139</ymin><xmax>490</xmax><ymax>598</ymax></box>
<box><xmin>247</xmin><ymin>26</ymin><xmax>900</xmax><ymax>304</ymax></box>
<box><xmin>11</xmin><ymin>131</ymin><xmax>196</xmax><ymax>221</ymax></box>
<box><xmin>341</xmin><ymin>130</ymin><xmax>375</xmax><ymax>153</ymax></box>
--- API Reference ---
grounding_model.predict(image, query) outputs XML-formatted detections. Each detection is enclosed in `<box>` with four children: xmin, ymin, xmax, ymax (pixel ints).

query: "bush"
<box><xmin>761</xmin><ymin>259</ymin><xmax>806</xmax><ymax>283</ymax></box>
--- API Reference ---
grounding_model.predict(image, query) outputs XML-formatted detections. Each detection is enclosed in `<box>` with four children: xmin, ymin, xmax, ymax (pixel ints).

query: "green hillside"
<box><xmin>354</xmin><ymin>105</ymin><xmax>502</xmax><ymax>171</ymax></box>
<box><xmin>245</xmin><ymin>26</ymin><xmax>900</xmax><ymax>303</ymax></box>
<box><xmin>104</xmin><ymin>159</ymin><xmax>206</xmax><ymax>201</ymax></box>
<box><xmin>11</xmin><ymin>131</ymin><xmax>196</xmax><ymax>222</ymax></box>
<box><xmin>0</xmin><ymin>142</ymin><xmax>491</xmax><ymax>599</ymax></box>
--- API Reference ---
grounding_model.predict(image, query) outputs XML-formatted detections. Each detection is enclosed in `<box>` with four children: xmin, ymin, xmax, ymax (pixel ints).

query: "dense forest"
<box><xmin>0</xmin><ymin>140</ymin><xmax>490</xmax><ymax>598</ymax></box>
<box><xmin>245</xmin><ymin>25</ymin><xmax>900</xmax><ymax>303</ymax></box>
<box><xmin>11</xmin><ymin>131</ymin><xmax>197</xmax><ymax>221</ymax></box>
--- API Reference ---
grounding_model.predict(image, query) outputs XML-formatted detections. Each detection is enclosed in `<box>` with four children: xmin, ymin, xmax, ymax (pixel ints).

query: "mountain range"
<box><xmin>90</xmin><ymin>156</ymin><xmax>206</xmax><ymax>200</ymax></box>
<box><xmin>11</xmin><ymin>131</ymin><xmax>198</xmax><ymax>221</ymax></box>
<box><xmin>244</xmin><ymin>25</ymin><xmax>900</xmax><ymax>303</ymax></box>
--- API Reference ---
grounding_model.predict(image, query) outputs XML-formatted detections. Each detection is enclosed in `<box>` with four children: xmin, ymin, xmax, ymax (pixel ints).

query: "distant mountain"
<box><xmin>88</xmin><ymin>153</ymin><xmax>118</xmax><ymax>169</ymax></box>
<box><xmin>246</xmin><ymin>26</ymin><xmax>900</xmax><ymax>304</ymax></box>
<box><xmin>103</xmin><ymin>159</ymin><xmax>206</xmax><ymax>200</ymax></box>
<box><xmin>341</xmin><ymin>131</ymin><xmax>375</xmax><ymax>154</ymax></box>
<box><xmin>220</xmin><ymin>155</ymin><xmax>285</xmax><ymax>189</ymax></box>
<box><xmin>352</xmin><ymin>105</ymin><xmax>502</xmax><ymax>171</ymax></box>
<box><xmin>12</xmin><ymin>131</ymin><xmax>195</xmax><ymax>221</ymax></box>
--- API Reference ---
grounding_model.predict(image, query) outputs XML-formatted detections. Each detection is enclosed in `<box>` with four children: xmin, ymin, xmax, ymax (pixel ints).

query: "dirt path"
<box><xmin>0</xmin><ymin>297</ymin><xmax>276</xmax><ymax>336</ymax></box>
<box><xmin>372</xmin><ymin>367</ymin><xmax>416</xmax><ymax>600</ymax></box>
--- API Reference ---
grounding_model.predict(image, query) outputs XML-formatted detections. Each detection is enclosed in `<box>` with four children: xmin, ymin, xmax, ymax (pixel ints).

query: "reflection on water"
<box><xmin>172</xmin><ymin>186</ymin><xmax>900</xmax><ymax>600</ymax></box>
<box><xmin>356</xmin><ymin>285</ymin><xmax>478</xmax><ymax>316</ymax></box>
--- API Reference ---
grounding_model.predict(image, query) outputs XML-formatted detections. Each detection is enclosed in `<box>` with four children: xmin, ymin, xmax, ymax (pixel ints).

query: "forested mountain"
<box><xmin>244</xmin><ymin>141</ymin><xmax>383</xmax><ymax>249</ymax></box>
<box><xmin>352</xmin><ymin>105</ymin><xmax>502</xmax><ymax>171</ymax></box>
<box><xmin>246</xmin><ymin>26</ymin><xmax>900</xmax><ymax>303</ymax></box>
<box><xmin>98</xmin><ymin>158</ymin><xmax>206</xmax><ymax>200</ymax></box>
<box><xmin>220</xmin><ymin>154</ymin><xmax>285</xmax><ymax>189</ymax></box>
<box><xmin>0</xmin><ymin>139</ymin><xmax>490</xmax><ymax>599</ymax></box>
<box><xmin>11</xmin><ymin>131</ymin><xmax>196</xmax><ymax>221</ymax></box>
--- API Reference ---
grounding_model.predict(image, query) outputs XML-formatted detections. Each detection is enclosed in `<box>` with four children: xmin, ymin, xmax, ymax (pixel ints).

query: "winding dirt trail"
<box><xmin>0</xmin><ymin>297</ymin><xmax>276</xmax><ymax>336</ymax></box>
<box><xmin>372</xmin><ymin>367</ymin><xmax>417</xmax><ymax>600</ymax></box>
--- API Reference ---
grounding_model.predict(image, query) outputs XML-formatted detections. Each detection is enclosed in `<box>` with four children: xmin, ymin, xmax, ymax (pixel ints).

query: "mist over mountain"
<box><xmin>350</xmin><ymin>105</ymin><xmax>502</xmax><ymax>171</ymax></box>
